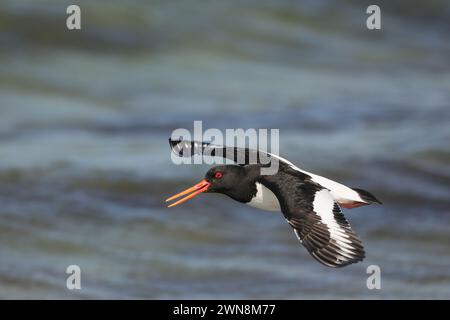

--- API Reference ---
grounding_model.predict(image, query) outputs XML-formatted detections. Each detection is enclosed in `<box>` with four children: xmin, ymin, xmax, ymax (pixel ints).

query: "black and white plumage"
<box><xmin>166</xmin><ymin>139</ymin><xmax>381</xmax><ymax>268</ymax></box>
<box><xmin>260</xmin><ymin>171</ymin><xmax>365</xmax><ymax>267</ymax></box>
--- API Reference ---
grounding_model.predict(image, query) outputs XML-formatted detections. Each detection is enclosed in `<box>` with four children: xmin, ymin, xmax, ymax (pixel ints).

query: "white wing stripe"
<box><xmin>312</xmin><ymin>189</ymin><xmax>356</xmax><ymax>252</ymax></box>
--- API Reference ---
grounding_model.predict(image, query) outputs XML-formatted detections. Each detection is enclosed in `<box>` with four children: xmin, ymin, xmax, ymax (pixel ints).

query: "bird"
<box><xmin>165</xmin><ymin>139</ymin><xmax>382</xmax><ymax>268</ymax></box>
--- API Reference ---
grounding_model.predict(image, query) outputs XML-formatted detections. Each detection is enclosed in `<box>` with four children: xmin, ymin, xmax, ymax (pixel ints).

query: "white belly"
<box><xmin>247</xmin><ymin>182</ymin><xmax>281</xmax><ymax>212</ymax></box>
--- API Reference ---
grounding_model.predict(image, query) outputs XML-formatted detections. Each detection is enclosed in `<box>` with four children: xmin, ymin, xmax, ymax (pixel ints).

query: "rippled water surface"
<box><xmin>0</xmin><ymin>0</ymin><xmax>449</xmax><ymax>299</ymax></box>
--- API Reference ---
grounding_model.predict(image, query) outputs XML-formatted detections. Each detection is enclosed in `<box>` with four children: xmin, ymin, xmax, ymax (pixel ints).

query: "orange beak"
<box><xmin>165</xmin><ymin>179</ymin><xmax>211</xmax><ymax>208</ymax></box>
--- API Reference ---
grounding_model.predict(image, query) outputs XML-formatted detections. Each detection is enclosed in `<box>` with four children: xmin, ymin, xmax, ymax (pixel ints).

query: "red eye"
<box><xmin>215</xmin><ymin>172</ymin><xmax>223</xmax><ymax>179</ymax></box>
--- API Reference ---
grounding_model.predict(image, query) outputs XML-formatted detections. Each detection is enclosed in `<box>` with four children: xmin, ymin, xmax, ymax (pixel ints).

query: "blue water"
<box><xmin>0</xmin><ymin>0</ymin><xmax>449</xmax><ymax>299</ymax></box>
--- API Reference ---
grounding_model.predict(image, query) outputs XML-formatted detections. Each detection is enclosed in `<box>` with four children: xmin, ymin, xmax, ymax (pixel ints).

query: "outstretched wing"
<box><xmin>260</xmin><ymin>174</ymin><xmax>365</xmax><ymax>267</ymax></box>
<box><xmin>169</xmin><ymin>138</ymin><xmax>287</xmax><ymax>168</ymax></box>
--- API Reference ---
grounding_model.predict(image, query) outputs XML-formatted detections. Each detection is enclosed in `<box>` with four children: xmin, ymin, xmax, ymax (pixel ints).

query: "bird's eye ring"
<box><xmin>215</xmin><ymin>172</ymin><xmax>223</xmax><ymax>179</ymax></box>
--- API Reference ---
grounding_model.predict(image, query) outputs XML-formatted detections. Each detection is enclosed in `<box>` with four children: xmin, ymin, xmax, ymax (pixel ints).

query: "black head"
<box><xmin>205</xmin><ymin>165</ymin><xmax>260</xmax><ymax>203</ymax></box>
<box><xmin>204</xmin><ymin>165</ymin><xmax>243</xmax><ymax>191</ymax></box>
<box><xmin>166</xmin><ymin>165</ymin><xmax>260</xmax><ymax>207</ymax></box>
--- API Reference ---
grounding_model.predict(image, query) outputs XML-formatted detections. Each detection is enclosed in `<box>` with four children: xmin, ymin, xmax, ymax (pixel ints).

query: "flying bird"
<box><xmin>166</xmin><ymin>139</ymin><xmax>381</xmax><ymax>268</ymax></box>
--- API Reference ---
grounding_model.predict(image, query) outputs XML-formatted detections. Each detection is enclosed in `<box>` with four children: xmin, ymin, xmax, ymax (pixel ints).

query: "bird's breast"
<box><xmin>246</xmin><ymin>182</ymin><xmax>281</xmax><ymax>212</ymax></box>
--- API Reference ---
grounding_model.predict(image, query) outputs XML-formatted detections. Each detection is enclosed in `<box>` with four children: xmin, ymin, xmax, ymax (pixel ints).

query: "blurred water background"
<box><xmin>0</xmin><ymin>0</ymin><xmax>449</xmax><ymax>299</ymax></box>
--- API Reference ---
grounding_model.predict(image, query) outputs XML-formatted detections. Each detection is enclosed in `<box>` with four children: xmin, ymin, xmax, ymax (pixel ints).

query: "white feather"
<box><xmin>268</xmin><ymin>153</ymin><xmax>365</xmax><ymax>204</ymax></box>
<box><xmin>247</xmin><ymin>182</ymin><xmax>281</xmax><ymax>212</ymax></box>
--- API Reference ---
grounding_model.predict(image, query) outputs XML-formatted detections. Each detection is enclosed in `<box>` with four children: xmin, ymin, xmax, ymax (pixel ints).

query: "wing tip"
<box><xmin>313</xmin><ymin>249</ymin><xmax>365</xmax><ymax>268</ymax></box>
<box><xmin>168</xmin><ymin>137</ymin><xmax>180</xmax><ymax>147</ymax></box>
<box><xmin>168</xmin><ymin>138</ymin><xmax>184</xmax><ymax>156</ymax></box>
<box><xmin>168</xmin><ymin>138</ymin><xmax>200</xmax><ymax>155</ymax></box>
<box><xmin>352</xmin><ymin>187</ymin><xmax>382</xmax><ymax>205</ymax></box>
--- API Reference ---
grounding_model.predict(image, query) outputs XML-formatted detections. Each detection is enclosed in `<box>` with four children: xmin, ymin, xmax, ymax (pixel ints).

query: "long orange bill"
<box><xmin>165</xmin><ymin>179</ymin><xmax>210</xmax><ymax>208</ymax></box>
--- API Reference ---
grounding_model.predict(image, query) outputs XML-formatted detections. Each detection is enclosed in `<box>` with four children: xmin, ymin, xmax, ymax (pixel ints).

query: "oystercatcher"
<box><xmin>166</xmin><ymin>139</ymin><xmax>381</xmax><ymax>267</ymax></box>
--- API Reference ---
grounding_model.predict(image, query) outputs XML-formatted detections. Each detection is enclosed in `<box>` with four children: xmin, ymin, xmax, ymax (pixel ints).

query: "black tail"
<box><xmin>352</xmin><ymin>188</ymin><xmax>382</xmax><ymax>204</ymax></box>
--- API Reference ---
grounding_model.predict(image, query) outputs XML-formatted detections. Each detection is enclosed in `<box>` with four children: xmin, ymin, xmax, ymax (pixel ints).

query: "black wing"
<box><xmin>260</xmin><ymin>173</ymin><xmax>365</xmax><ymax>268</ymax></box>
<box><xmin>169</xmin><ymin>138</ymin><xmax>286</xmax><ymax>168</ymax></box>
